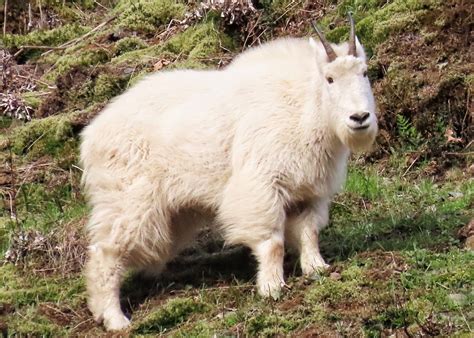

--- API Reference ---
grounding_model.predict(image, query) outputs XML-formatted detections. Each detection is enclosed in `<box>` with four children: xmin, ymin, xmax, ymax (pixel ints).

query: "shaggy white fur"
<box><xmin>80</xmin><ymin>33</ymin><xmax>378</xmax><ymax>330</ymax></box>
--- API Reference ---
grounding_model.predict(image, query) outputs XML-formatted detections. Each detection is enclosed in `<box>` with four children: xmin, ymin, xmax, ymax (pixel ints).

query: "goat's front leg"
<box><xmin>285</xmin><ymin>198</ymin><xmax>330</xmax><ymax>276</ymax></box>
<box><xmin>253</xmin><ymin>232</ymin><xmax>285</xmax><ymax>299</ymax></box>
<box><xmin>218</xmin><ymin>170</ymin><xmax>286</xmax><ymax>299</ymax></box>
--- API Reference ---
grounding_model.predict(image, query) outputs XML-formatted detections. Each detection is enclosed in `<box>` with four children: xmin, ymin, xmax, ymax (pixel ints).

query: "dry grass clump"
<box><xmin>4</xmin><ymin>218</ymin><xmax>87</xmax><ymax>276</ymax></box>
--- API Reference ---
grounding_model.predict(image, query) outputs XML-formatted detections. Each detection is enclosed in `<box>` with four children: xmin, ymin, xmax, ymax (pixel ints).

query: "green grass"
<box><xmin>133</xmin><ymin>298</ymin><xmax>210</xmax><ymax>334</ymax></box>
<box><xmin>1</xmin><ymin>162</ymin><xmax>471</xmax><ymax>336</ymax></box>
<box><xmin>0</xmin><ymin>264</ymin><xmax>86</xmax><ymax>336</ymax></box>
<box><xmin>323</xmin><ymin>166</ymin><xmax>473</xmax><ymax>260</ymax></box>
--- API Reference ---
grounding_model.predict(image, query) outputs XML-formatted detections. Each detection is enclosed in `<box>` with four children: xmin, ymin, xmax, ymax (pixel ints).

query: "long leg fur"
<box><xmin>218</xmin><ymin>170</ymin><xmax>286</xmax><ymax>299</ymax></box>
<box><xmin>285</xmin><ymin>198</ymin><xmax>330</xmax><ymax>276</ymax></box>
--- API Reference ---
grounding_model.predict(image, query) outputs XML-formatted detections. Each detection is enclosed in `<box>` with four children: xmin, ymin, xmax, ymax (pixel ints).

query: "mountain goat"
<box><xmin>80</xmin><ymin>14</ymin><xmax>378</xmax><ymax>331</ymax></box>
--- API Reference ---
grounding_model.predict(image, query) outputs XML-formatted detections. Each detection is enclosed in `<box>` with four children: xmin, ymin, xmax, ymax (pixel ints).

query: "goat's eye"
<box><xmin>363</xmin><ymin>71</ymin><xmax>368</xmax><ymax>77</ymax></box>
<box><xmin>327</xmin><ymin>77</ymin><xmax>334</xmax><ymax>84</ymax></box>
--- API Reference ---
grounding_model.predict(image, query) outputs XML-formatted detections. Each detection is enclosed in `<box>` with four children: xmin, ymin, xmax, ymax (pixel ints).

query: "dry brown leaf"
<box><xmin>445</xmin><ymin>128</ymin><xmax>463</xmax><ymax>143</ymax></box>
<box><xmin>153</xmin><ymin>59</ymin><xmax>171</xmax><ymax>71</ymax></box>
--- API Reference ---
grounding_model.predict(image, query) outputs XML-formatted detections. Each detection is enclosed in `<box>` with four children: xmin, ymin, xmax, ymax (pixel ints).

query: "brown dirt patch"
<box><xmin>372</xmin><ymin>0</ymin><xmax>472</xmax><ymax>162</ymax></box>
<box><xmin>278</xmin><ymin>292</ymin><xmax>304</xmax><ymax>312</ymax></box>
<box><xmin>458</xmin><ymin>219</ymin><xmax>474</xmax><ymax>250</ymax></box>
<box><xmin>38</xmin><ymin>301</ymin><xmax>99</xmax><ymax>336</ymax></box>
<box><xmin>358</xmin><ymin>250</ymin><xmax>408</xmax><ymax>281</ymax></box>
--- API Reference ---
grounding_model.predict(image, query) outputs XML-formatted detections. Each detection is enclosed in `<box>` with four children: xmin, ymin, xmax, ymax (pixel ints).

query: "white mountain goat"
<box><xmin>80</xmin><ymin>14</ymin><xmax>378</xmax><ymax>331</ymax></box>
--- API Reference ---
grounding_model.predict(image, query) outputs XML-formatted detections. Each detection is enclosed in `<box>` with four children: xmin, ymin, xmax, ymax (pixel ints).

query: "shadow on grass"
<box><xmin>321</xmin><ymin>209</ymin><xmax>466</xmax><ymax>262</ymax></box>
<box><xmin>120</xmin><ymin>208</ymin><xmax>467</xmax><ymax>316</ymax></box>
<box><xmin>120</xmin><ymin>243</ymin><xmax>257</xmax><ymax>315</ymax></box>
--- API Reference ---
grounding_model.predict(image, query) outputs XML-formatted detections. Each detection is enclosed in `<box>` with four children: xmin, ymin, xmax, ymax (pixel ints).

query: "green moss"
<box><xmin>10</xmin><ymin>115</ymin><xmax>75</xmax><ymax>159</ymax></box>
<box><xmin>307</xmin><ymin>275</ymin><xmax>362</xmax><ymax>306</ymax></box>
<box><xmin>466</xmin><ymin>74</ymin><xmax>474</xmax><ymax>88</ymax></box>
<box><xmin>246</xmin><ymin>313</ymin><xmax>301</xmax><ymax>337</ymax></box>
<box><xmin>112</xmin><ymin>22</ymin><xmax>231</xmax><ymax>70</ymax></box>
<box><xmin>93</xmin><ymin>73</ymin><xmax>125</xmax><ymax>101</ymax></box>
<box><xmin>167</xmin><ymin>59</ymin><xmax>208</xmax><ymax>70</ymax></box>
<box><xmin>5</xmin><ymin>307</ymin><xmax>68</xmax><ymax>336</ymax></box>
<box><xmin>164</xmin><ymin>21</ymin><xmax>231</xmax><ymax>59</ymax></box>
<box><xmin>174</xmin><ymin>320</ymin><xmax>215</xmax><ymax>336</ymax></box>
<box><xmin>115</xmin><ymin>36</ymin><xmax>148</xmax><ymax>56</ymax></box>
<box><xmin>0</xmin><ymin>265</ymin><xmax>85</xmax><ymax>307</ymax></box>
<box><xmin>1</xmin><ymin>24</ymin><xmax>89</xmax><ymax>60</ymax></box>
<box><xmin>20</xmin><ymin>92</ymin><xmax>43</xmax><ymax>110</ymax></box>
<box><xmin>0</xmin><ymin>264</ymin><xmax>84</xmax><ymax>335</ymax></box>
<box><xmin>126</xmin><ymin>69</ymin><xmax>151</xmax><ymax>87</ymax></box>
<box><xmin>1</xmin><ymin>24</ymin><xmax>89</xmax><ymax>49</ymax></box>
<box><xmin>134</xmin><ymin>298</ymin><xmax>209</xmax><ymax>334</ymax></box>
<box><xmin>0</xmin><ymin>116</ymin><xmax>13</xmax><ymax>129</ymax></box>
<box><xmin>46</xmin><ymin>48</ymin><xmax>110</xmax><ymax>81</ymax></box>
<box><xmin>323</xmin><ymin>0</ymin><xmax>442</xmax><ymax>53</ymax></box>
<box><xmin>111</xmin><ymin>43</ymin><xmax>162</xmax><ymax>66</ymax></box>
<box><xmin>115</xmin><ymin>0</ymin><xmax>186</xmax><ymax>33</ymax></box>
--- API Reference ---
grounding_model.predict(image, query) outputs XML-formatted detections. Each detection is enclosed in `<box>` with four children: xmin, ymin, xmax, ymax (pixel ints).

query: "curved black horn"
<box><xmin>347</xmin><ymin>12</ymin><xmax>357</xmax><ymax>57</ymax></box>
<box><xmin>311</xmin><ymin>22</ymin><xmax>337</xmax><ymax>62</ymax></box>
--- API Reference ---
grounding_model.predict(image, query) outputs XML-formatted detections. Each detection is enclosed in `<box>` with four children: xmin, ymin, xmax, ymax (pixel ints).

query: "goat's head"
<box><xmin>312</xmin><ymin>14</ymin><xmax>378</xmax><ymax>152</ymax></box>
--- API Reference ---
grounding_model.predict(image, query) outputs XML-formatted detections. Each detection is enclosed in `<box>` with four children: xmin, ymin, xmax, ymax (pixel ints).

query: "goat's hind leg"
<box><xmin>140</xmin><ymin>209</ymin><xmax>206</xmax><ymax>278</ymax></box>
<box><xmin>85</xmin><ymin>184</ymin><xmax>171</xmax><ymax>330</ymax></box>
<box><xmin>85</xmin><ymin>242</ymin><xmax>130</xmax><ymax>331</ymax></box>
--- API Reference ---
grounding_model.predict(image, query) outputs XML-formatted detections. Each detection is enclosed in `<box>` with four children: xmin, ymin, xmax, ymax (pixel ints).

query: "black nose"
<box><xmin>349</xmin><ymin>112</ymin><xmax>370</xmax><ymax>124</ymax></box>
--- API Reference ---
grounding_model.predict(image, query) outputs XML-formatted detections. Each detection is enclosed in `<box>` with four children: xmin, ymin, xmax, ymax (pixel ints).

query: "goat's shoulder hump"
<box><xmin>228</xmin><ymin>37</ymin><xmax>314</xmax><ymax>69</ymax></box>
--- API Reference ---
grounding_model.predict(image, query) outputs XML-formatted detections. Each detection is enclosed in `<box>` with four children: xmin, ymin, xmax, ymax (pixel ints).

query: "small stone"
<box><xmin>123</xmin><ymin>67</ymin><xmax>135</xmax><ymax>75</ymax></box>
<box><xmin>448</xmin><ymin>293</ymin><xmax>467</xmax><ymax>306</ymax></box>
<box><xmin>329</xmin><ymin>272</ymin><xmax>341</xmax><ymax>280</ymax></box>
<box><xmin>448</xmin><ymin>191</ymin><xmax>463</xmax><ymax>199</ymax></box>
<box><xmin>437</xmin><ymin>61</ymin><xmax>448</xmax><ymax>70</ymax></box>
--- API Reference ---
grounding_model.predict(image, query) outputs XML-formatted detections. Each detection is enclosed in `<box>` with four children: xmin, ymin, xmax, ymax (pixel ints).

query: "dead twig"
<box><xmin>70</xmin><ymin>318</ymin><xmax>94</xmax><ymax>331</ymax></box>
<box><xmin>443</xmin><ymin>151</ymin><xmax>474</xmax><ymax>156</ymax></box>
<box><xmin>3</xmin><ymin>0</ymin><xmax>7</xmax><ymax>36</ymax></box>
<box><xmin>28</xmin><ymin>2</ymin><xmax>33</xmax><ymax>31</ymax></box>
<box><xmin>41</xmin><ymin>14</ymin><xmax>118</xmax><ymax>57</ymax></box>
<box><xmin>38</xmin><ymin>0</ymin><xmax>44</xmax><ymax>30</ymax></box>
<box><xmin>15</xmin><ymin>74</ymin><xmax>56</xmax><ymax>89</ymax></box>
<box><xmin>59</xmin><ymin>14</ymin><xmax>118</xmax><ymax>48</ymax></box>
<box><xmin>19</xmin><ymin>45</ymin><xmax>67</xmax><ymax>50</ymax></box>
<box><xmin>402</xmin><ymin>153</ymin><xmax>421</xmax><ymax>177</ymax></box>
<box><xmin>94</xmin><ymin>0</ymin><xmax>109</xmax><ymax>10</ymax></box>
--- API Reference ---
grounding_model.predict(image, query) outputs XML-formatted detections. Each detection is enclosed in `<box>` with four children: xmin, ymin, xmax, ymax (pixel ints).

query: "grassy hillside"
<box><xmin>0</xmin><ymin>0</ymin><xmax>472</xmax><ymax>336</ymax></box>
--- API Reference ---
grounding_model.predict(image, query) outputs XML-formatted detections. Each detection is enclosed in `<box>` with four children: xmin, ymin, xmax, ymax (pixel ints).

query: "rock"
<box><xmin>465</xmin><ymin>236</ymin><xmax>474</xmax><ymax>251</ymax></box>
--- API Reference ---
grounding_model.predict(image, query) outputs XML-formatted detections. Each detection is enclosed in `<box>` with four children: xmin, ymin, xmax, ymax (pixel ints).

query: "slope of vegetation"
<box><xmin>0</xmin><ymin>0</ymin><xmax>472</xmax><ymax>335</ymax></box>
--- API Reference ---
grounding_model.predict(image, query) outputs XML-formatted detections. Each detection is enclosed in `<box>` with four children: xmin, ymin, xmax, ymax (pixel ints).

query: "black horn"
<box><xmin>347</xmin><ymin>12</ymin><xmax>357</xmax><ymax>57</ymax></box>
<box><xmin>311</xmin><ymin>22</ymin><xmax>337</xmax><ymax>62</ymax></box>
